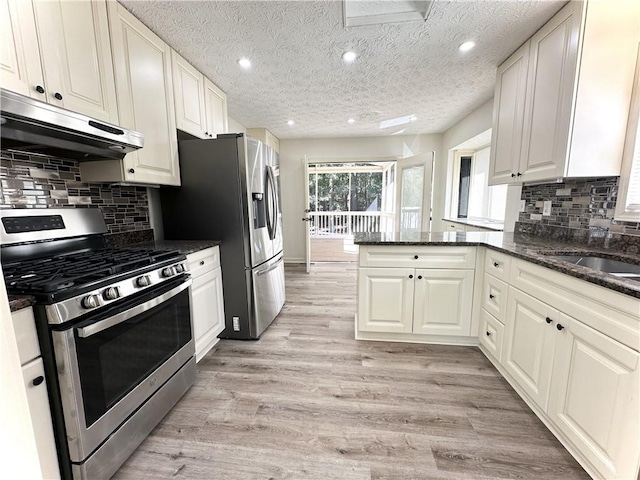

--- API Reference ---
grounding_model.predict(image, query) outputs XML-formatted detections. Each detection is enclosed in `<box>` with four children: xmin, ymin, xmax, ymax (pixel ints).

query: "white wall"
<box><xmin>227</xmin><ymin>116</ymin><xmax>246</xmax><ymax>134</ymax></box>
<box><xmin>279</xmin><ymin>134</ymin><xmax>442</xmax><ymax>263</ymax></box>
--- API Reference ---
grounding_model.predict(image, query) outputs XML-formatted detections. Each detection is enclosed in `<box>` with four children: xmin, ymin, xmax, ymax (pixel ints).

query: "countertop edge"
<box><xmin>9</xmin><ymin>295</ymin><xmax>36</xmax><ymax>313</ymax></box>
<box><xmin>133</xmin><ymin>240</ymin><xmax>222</xmax><ymax>256</ymax></box>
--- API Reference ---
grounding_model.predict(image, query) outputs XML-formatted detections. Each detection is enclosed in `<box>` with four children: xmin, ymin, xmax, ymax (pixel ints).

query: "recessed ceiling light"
<box><xmin>287</xmin><ymin>120</ymin><xmax>295</xmax><ymax>126</ymax></box>
<box><xmin>458</xmin><ymin>41</ymin><xmax>476</xmax><ymax>53</ymax></box>
<box><xmin>342</xmin><ymin>51</ymin><xmax>358</xmax><ymax>63</ymax></box>
<box><xmin>237</xmin><ymin>57</ymin><xmax>252</xmax><ymax>69</ymax></box>
<box><xmin>347</xmin><ymin>118</ymin><xmax>355</xmax><ymax>124</ymax></box>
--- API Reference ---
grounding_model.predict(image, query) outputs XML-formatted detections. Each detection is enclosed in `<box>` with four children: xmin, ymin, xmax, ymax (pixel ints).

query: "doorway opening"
<box><xmin>306</xmin><ymin>161</ymin><xmax>395</xmax><ymax>262</ymax></box>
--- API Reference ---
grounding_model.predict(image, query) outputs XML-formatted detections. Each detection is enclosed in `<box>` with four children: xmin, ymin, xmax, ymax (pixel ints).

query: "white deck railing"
<box><xmin>309</xmin><ymin>211</ymin><xmax>395</xmax><ymax>237</ymax></box>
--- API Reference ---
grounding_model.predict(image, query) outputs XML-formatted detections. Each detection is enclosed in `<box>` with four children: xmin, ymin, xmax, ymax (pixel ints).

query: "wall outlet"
<box><xmin>519</xmin><ymin>200</ymin><xmax>526</xmax><ymax>212</ymax></box>
<box><xmin>232</xmin><ymin>316</ymin><xmax>240</xmax><ymax>331</ymax></box>
<box><xmin>542</xmin><ymin>201</ymin><xmax>552</xmax><ymax>216</ymax></box>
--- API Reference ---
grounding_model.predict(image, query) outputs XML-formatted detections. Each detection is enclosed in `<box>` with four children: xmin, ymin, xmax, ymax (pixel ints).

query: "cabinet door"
<box><xmin>503</xmin><ymin>287</ymin><xmax>558</xmax><ymax>410</ymax></box>
<box><xmin>548</xmin><ymin>314</ymin><xmax>639</xmax><ymax>480</ymax></box>
<box><xmin>204</xmin><ymin>77</ymin><xmax>228</xmax><ymax>137</ymax></box>
<box><xmin>0</xmin><ymin>0</ymin><xmax>44</xmax><ymax>98</ymax></box>
<box><xmin>191</xmin><ymin>267</ymin><xmax>225</xmax><ymax>362</ymax></box>
<box><xmin>33</xmin><ymin>0</ymin><xmax>118</xmax><ymax>123</ymax></box>
<box><xmin>412</xmin><ymin>269</ymin><xmax>474</xmax><ymax>336</ymax></box>
<box><xmin>519</xmin><ymin>1</ymin><xmax>581</xmax><ymax>182</ymax></box>
<box><xmin>22</xmin><ymin>358</ymin><xmax>61</xmax><ymax>480</ymax></box>
<box><xmin>171</xmin><ymin>49</ymin><xmax>207</xmax><ymax>138</ymax></box>
<box><xmin>357</xmin><ymin>268</ymin><xmax>414</xmax><ymax>333</ymax></box>
<box><xmin>488</xmin><ymin>41</ymin><xmax>529</xmax><ymax>185</ymax></box>
<box><xmin>107</xmin><ymin>2</ymin><xmax>180</xmax><ymax>186</ymax></box>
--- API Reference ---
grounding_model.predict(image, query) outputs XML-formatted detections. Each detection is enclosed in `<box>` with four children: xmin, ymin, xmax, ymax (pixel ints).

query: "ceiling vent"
<box><xmin>343</xmin><ymin>0</ymin><xmax>433</xmax><ymax>28</ymax></box>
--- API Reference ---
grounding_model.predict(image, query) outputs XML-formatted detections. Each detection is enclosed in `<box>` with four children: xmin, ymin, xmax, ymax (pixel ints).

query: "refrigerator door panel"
<box><xmin>246</xmin><ymin>136</ymin><xmax>273</xmax><ymax>267</ymax></box>
<box><xmin>251</xmin><ymin>253</ymin><xmax>285</xmax><ymax>338</ymax></box>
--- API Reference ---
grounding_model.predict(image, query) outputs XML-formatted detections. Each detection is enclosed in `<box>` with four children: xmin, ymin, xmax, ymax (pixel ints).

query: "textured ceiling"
<box><xmin>119</xmin><ymin>0</ymin><xmax>565</xmax><ymax>139</ymax></box>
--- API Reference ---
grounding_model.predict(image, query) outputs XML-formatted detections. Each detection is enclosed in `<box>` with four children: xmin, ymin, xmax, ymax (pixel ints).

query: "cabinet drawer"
<box><xmin>12</xmin><ymin>307</ymin><xmax>40</xmax><ymax>366</ymax></box>
<box><xmin>479</xmin><ymin>310</ymin><xmax>504</xmax><ymax>362</ymax></box>
<box><xmin>359</xmin><ymin>246</ymin><xmax>476</xmax><ymax>269</ymax></box>
<box><xmin>187</xmin><ymin>246</ymin><xmax>220</xmax><ymax>278</ymax></box>
<box><xmin>484</xmin><ymin>249</ymin><xmax>511</xmax><ymax>282</ymax></box>
<box><xmin>481</xmin><ymin>273</ymin><xmax>508</xmax><ymax>324</ymax></box>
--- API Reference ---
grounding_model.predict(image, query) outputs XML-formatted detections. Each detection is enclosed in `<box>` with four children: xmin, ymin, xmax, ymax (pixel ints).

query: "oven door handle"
<box><xmin>76</xmin><ymin>280</ymin><xmax>192</xmax><ymax>338</ymax></box>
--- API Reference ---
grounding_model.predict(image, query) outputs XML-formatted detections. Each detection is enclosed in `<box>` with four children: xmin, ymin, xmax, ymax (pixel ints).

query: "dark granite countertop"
<box><xmin>442</xmin><ymin>217</ymin><xmax>504</xmax><ymax>232</ymax></box>
<box><xmin>9</xmin><ymin>295</ymin><xmax>36</xmax><ymax>313</ymax></box>
<box><xmin>133</xmin><ymin>239</ymin><xmax>221</xmax><ymax>256</ymax></box>
<box><xmin>354</xmin><ymin>231</ymin><xmax>640</xmax><ymax>299</ymax></box>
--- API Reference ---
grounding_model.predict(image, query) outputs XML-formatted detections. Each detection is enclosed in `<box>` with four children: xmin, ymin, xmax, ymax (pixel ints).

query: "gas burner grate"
<box><xmin>3</xmin><ymin>248</ymin><xmax>182</xmax><ymax>293</ymax></box>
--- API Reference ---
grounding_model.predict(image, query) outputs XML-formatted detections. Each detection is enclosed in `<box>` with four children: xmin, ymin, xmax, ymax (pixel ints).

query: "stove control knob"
<box><xmin>102</xmin><ymin>287</ymin><xmax>119</xmax><ymax>301</ymax></box>
<box><xmin>82</xmin><ymin>295</ymin><xmax>100</xmax><ymax>309</ymax></box>
<box><xmin>174</xmin><ymin>264</ymin><xmax>185</xmax><ymax>274</ymax></box>
<box><xmin>136</xmin><ymin>275</ymin><xmax>151</xmax><ymax>288</ymax></box>
<box><xmin>161</xmin><ymin>267</ymin><xmax>175</xmax><ymax>278</ymax></box>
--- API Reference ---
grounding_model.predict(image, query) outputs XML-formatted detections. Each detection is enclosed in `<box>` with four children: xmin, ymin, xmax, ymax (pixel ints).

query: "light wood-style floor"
<box><xmin>311</xmin><ymin>237</ymin><xmax>358</xmax><ymax>262</ymax></box>
<box><xmin>114</xmin><ymin>263</ymin><xmax>589</xmax><ymax>480</ymax></box>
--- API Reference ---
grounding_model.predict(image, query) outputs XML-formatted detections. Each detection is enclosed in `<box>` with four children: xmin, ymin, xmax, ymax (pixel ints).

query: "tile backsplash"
<box><xmin>519</xmin><ymin>177</ymin><xmax>640</xmax><ymax>236</ymax></box>
<box><xmin>0</xmin><ymin>150</ymin><xmax>150</xmax><ymax>234</ymax></box>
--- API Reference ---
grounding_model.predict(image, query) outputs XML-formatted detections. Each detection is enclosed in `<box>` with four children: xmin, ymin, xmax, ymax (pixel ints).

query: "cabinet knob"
<box><xmin>205</xmin><ymin>132</ymin><xmax>209</xmax><ymax>136</ymax></box>
<box><xmin>417</xmin><ymin>275</ymin><xmax>422</xmax><ymax>279</ymax></box>
<box><xmin>489</xmin><ymin>294</ymin><xmax>495</xmax><ymax>299</ymax></box>
<box><xmin>199</xmin><ymin>260</ymin><xmax>205</xmax><ymax>266</ymax></box>
<box><xmin>35</xmin><ymin>85</ymin><xmax>45</xmax><ymax>94</ymax></box>
<box><xmin>413</xmin><ymin>255</ymin><xmax>419</xmax><ymax>260</ymax></box>
<box><xmin>556</xmin><ymin>323</ymin><xmax>565</xmax><ymax>331</ymax></box>
<box><xmin>493</xmin><ymin>262</ymin><xmax>499</xmax><ymax>268</ymax></box>
<box><xmin>511</xmin><ymin>173</ymin><xmax>516</xmax><ymax>178</ymax></box>
<box><xmin>409</xmin><ymin>274</ymin><xmax>413</xmax><ymax>279</ymax></box>
<box><xmin>516</xmin><ymin>172</ymin><xmax>522</xmax><ymax>177</ymax></box>
<box><xmin>32</xmin><ymin>376</ymin><xmax>44</xmax><ymax>386</ymax></box>
<box><xmin>486</xmin><ymin>331</ymin><xmax>491</xmax><ymax>337</ymax></box>
<box><xmin>54</xmin><ymin>92</ymin><xmax>63</xmax><ymax>100</ymax></box>
<box><xmin>209</xmin><ymin>134</ymin><xmax>214</xmax><ymax>138</ymax></box>
<box><xmin>545</xmin><ymin>317</ymin><xmax>553</xmax><ymax>324</ymax></box>
<box><xmin>128</xmin><ymin>168</ymin><xmax>135</xmax><ymax>174</ymax></box>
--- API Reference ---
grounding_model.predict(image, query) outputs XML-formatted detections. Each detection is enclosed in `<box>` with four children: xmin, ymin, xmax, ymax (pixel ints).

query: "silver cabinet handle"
<box><xmin>77</xmin><ymin>280</ymin><xmax>191</xmax><ymax>338</ymax></box>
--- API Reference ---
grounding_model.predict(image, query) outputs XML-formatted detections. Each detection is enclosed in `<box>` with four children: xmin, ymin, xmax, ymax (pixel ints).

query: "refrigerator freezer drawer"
<box><xmin>252</xmin><ymin>254</ymin><xmax>285</xmax><ymax>337</ymax></box>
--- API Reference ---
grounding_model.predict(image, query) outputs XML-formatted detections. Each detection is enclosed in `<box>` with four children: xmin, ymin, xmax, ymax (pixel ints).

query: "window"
<box><xmin>616</xmin><ymin>45</ymin><xmax>640</xmax><ymax>222</ymax></box>
<box><xmin>452</xmin><ymin>147</ymin><xmax>507</xmax><ymax>221</ymax></box>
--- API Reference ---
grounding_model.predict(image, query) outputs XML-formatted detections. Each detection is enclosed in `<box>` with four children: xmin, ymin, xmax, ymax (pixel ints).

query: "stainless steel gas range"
<box><xmin>1</xmin><ymin>209</ymin><xmax>196</xmax><ymax>480</ymax></box>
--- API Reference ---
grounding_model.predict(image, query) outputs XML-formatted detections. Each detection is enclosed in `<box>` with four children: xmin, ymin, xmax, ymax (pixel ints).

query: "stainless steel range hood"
<box><xmin>0</xmin><ymin>89</ymin><xmax>143</xmax><ymax>160</ymax></box>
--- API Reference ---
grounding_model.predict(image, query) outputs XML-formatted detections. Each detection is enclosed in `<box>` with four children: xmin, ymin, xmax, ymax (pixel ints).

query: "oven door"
<box><xmin>51</xmin><ymin>277</ymin><xmax>194</xmax><ymax>463</ymax></box>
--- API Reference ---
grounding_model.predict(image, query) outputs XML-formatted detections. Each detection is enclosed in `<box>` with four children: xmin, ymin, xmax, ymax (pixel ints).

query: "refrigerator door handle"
<box><xmin>256</xmin><ymin>256</ymin><xmax>284</xmax><ymax>276</ymax></box>
<box><xmin>266</xmin><ymin>167</ymin><xmax>277</xmax><ymax>240</ymax></box>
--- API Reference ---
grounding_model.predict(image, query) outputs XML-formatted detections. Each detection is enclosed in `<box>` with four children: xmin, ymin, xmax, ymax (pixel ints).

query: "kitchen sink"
<box><xmin>547</xmin><ymin>255</ymin><xmax>640</xmax><ymax>280</ymax></box>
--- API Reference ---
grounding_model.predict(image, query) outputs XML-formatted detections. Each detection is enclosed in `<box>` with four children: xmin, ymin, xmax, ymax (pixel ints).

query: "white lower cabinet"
<box><xmin>488</xmin><ymin>257</ymin><xmax>640</xmax><ymax>480</ymax></box>
<box><xmin>548</xmin><ymin>313</ymin><xmax>639</xmax><ymax>480</ymax></box>
<box><xmin>357</xmin><ymin>247</ymin><xmax>475</xmax><ymax>340</ymax></box>
<box><xmin>187</xmin><ymin>247</ymin><xmax>225</xmax><ymax>362</ymax></box>
<box><xmin>412</xmin><ymin>269</ymin><xmax>474</xmax><ymax>336</ymax></box>
<box><xmin>503</xmin><ymin>286</ymin><xmax>559</xmax><ymax>411</ymax></box>
<box><xmin>357</xmin><ymin>267</ymin><xmax>414</xmax><ymax>333</ymax></box>
<box><xmin>12</xmin><ymin>307</ymin><xmax>60</xmax><ymax>480</ymax></box>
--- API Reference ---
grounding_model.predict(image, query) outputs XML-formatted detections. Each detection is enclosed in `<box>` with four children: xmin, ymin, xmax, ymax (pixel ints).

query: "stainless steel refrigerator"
<box><xmin>160</xmin><ymin>133</ymin><xmax>285</xmax><ymax>339</ymax></box>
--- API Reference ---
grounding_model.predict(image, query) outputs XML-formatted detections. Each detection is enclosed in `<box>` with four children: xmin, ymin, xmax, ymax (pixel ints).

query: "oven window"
<box><xmin>75</xmin><ymin>287</ymin><xmax>191</xmax><ymax>427</ymax></box>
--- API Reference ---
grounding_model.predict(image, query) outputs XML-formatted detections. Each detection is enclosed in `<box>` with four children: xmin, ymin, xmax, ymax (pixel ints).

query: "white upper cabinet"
<box><xmin>204</xmin><ymin>77</ymin><xmax>228</xmax><ymax>138</ymax></box>
<box><xmin>488</xmin><ymin>42</ymin><xmax>529</xmax><ymax>185</ymax></box>
<box><xmin>1</xmin><ymin>0</ymin><xmax>44</xmax><ymax>98</ymax></box>
<box><xmin>104</xmin><ymin>1</ymin><xmax>179</xmax><ymax>185</ymax></box>
<box><xmin>171</xmin><ymin>50</ymin><xmax>207</xmax><ymax>138</ymax></box>
<box><xmin>171</xmin><ymin>49</ymin><xmax>227</xmax><ymax>139</ymax></box>
<box><xmin>1</xmin><ymin>0</ymin><xmax>118</xmax><ymax>124</ymax></box>
<box><xmin>490</xmin><ymin>0</ymin><xmax>640</xmax><ymax>184</ymax></box>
